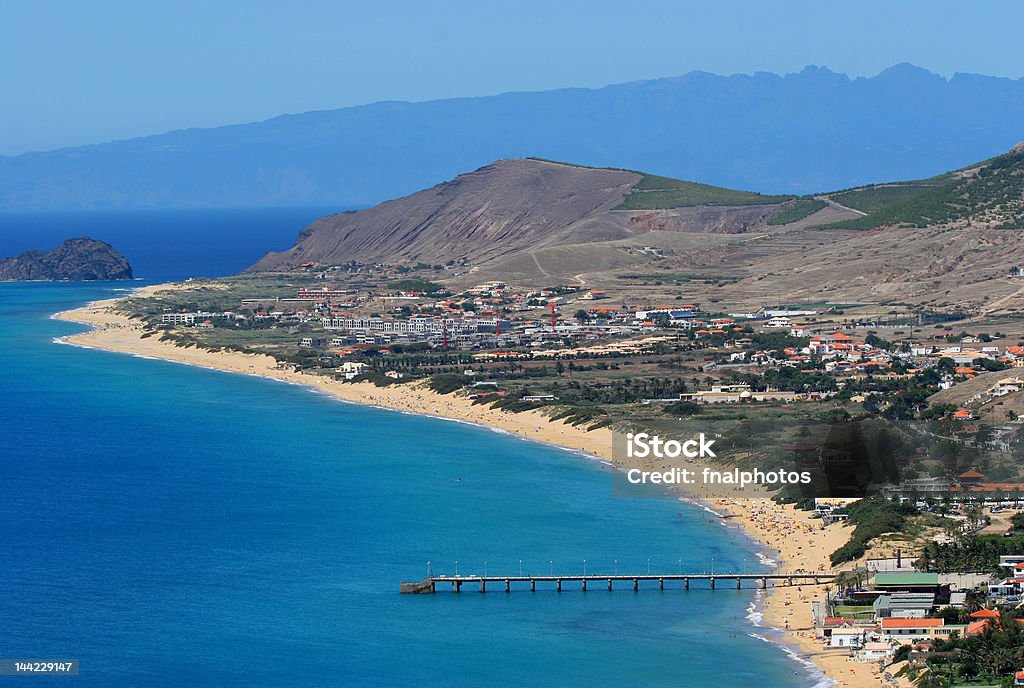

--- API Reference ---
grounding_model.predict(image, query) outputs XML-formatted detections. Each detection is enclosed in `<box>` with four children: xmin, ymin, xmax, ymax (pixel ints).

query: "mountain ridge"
<box><xmin>3</xmin><ymin>64</ymin><xmax>1024</xmax><ymax>210</ymax></box>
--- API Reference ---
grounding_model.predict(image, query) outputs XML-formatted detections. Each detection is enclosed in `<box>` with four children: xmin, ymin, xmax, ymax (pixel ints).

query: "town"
<box><xmin>120</xmin><ymin>266</ymin><xmax>1024</xmax><ymax>685</ymax></box>
<box><xmin>783</xmin><ymin>486</ymin><xmax>1024</xmax><ymax>686</ymax></box>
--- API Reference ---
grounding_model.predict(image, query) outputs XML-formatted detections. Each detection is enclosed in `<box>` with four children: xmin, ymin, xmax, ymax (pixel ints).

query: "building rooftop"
<box><xmin>874</xmin><ymin>593</ymin><xmax>935</xmax><ymax>611</ymax></box>
<box><xmin>873</xmin><ymin>572</ymin><xmax>939</xmax><ymax>587</ymax></box>
<box><xmin>881</xmin><ymin>618</ymin><xmax>943</xmax><ymax>629</ymax></box>
<box><xmin>970</xmin><ymin>608</ymin><xmax>1000</xmax><ymax>619</ymax></box>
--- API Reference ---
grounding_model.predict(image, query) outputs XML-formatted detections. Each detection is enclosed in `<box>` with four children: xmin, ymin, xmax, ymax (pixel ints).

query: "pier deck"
<box><xmin>401</xmin><ymin>572</ymin><xmax>833</xmax><ymax>593</ymax></box>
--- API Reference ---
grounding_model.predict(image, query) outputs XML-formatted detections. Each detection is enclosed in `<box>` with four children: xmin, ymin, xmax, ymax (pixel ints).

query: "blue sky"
<box><xmin>2</xmin><ymin>0</ymin><xmax>1024</xmax><ymax>155</ymax></box>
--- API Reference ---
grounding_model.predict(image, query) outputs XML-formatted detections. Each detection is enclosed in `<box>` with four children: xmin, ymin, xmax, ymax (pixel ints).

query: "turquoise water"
<box><xmin>0</xmin><ymin>279</ymin><xmax>818</xmax><ymax>686</ymax></box>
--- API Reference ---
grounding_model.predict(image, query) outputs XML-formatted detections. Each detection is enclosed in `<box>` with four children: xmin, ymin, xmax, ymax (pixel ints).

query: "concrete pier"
<box><xmin>401</xmin><ymin>572</ymin><xmax>833</xmax><ymax>594</ymax></box>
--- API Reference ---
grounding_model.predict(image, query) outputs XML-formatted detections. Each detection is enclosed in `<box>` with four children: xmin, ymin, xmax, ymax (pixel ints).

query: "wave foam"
<box><xmin>748</xmin><ymin>631</ymin><xmax>835</xmax><ymax>688</ymax></box>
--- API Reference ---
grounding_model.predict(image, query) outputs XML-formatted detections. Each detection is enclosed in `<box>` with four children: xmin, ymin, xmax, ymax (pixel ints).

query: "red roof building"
<box><xmin>970</xmin><ymin>608</ymin><xmax>1000</xmax><ymax>619</ymax></box>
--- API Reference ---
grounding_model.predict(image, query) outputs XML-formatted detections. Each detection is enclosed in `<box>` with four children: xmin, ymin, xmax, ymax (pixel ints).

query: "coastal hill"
<box><xmin>820</xmin><ymin>141</ymin><xmax>1024</xmax><ymax>230</ymax></box>
<box><xmin>3</xmin><ymin>64</ymin><xmax>1024</xmax><ymax>210</ymax></box>
<box><xmin>0</xmin><ymin>237</ymin><xmax>132</xmax><ymax>281</ymax></box>
<box><xmin>247</xmin><ymin>158</ymin><xmax>817</xmax><ymax>277</ymax></box>
<box><xmin>250</xmin><ymin>144</ymin><xmax>1024</xmax><ymax>315</ymax></box>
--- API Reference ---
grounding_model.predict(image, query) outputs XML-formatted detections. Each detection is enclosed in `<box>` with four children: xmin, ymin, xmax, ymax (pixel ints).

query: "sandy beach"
<box><xmin>55</xmin><ymin>286</ymin><xmax>883</xmax><ymax>688</ymax></box>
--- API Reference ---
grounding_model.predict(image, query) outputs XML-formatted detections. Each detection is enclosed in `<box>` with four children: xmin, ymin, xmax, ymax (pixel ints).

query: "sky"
<box><xmin>2</xmin><ymin>0</ymin><xmax>1024</xmax><ymax>156</ymax></box>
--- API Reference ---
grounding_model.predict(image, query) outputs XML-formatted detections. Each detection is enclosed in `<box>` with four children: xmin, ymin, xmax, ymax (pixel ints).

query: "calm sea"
<box><xmin>0</xmin><ymin>207</ymin><xmax>338</xmax><ymax>280</ymax></box>
<box><xmin>0</xmin><ymin>211</ymin><xmax>819</xmax><ymax>686</ymax></box>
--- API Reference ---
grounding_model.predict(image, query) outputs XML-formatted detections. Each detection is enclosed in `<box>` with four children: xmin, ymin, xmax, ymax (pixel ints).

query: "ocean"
<box><xmin>0</xmin><ymin>210</ymin><xmax>819</xmax><ymax>686</ymax></box>
<box><xmin>0</xmin><ymin>207</ymin><xmax>339</xmax><ymax>281</ymax></box>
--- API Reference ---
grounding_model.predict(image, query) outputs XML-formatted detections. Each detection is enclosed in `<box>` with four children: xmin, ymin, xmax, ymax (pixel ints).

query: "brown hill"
<box><xmin>249</xmin><ymin>159</ymin><xmax>792</xmax><ymax>275</ymax></box>
<box><xmin>244</xmin><ymin>146</ymin><xmax>1024</xmax><ymax>337</ymax></box>
<box><xmin>251</xmin><ymin>159</ymin><xmax>640</xmax><ymax>270</ymax></box>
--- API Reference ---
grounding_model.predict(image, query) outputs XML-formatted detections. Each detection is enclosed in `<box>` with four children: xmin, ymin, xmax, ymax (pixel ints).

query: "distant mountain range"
<box><xmin>3</xmin><ymin>64</ymin><xmax>1024</xmax><ymax>211</ymax></box>
<box><xmin>0</xmin><ymin>237</ymin><xmax>132</xmax><ymax>281</ymax></box>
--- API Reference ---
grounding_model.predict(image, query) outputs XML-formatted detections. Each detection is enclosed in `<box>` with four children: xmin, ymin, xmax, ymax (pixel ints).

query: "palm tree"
<box><xmin>963</xmin><ymin>591</ymin><xmax>984</xmax><ymax>614</ymax></box>
<box><xmin>832</xmin><ymin>571</ymin><xmax>852</xmax><ymax>597</ymax></box>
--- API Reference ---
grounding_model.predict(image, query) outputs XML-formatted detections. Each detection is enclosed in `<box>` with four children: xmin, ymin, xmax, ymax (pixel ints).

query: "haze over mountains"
<box><xmin>4</xmin><ymin>64</ymin><xmax>1024</xmax><ymax>211</ymax></box>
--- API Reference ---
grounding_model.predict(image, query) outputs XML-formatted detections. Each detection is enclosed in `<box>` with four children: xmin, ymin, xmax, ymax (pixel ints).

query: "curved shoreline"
<box><xmin>53</xmin><ymin>285</ymin><xmax>883</xmax><ymax>688</ymax></box>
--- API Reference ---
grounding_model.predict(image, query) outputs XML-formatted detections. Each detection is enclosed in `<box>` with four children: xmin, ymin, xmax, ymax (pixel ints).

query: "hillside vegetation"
<box><xmin>615</xmin><ymin>173</ymin><xmax>794</xmax><ymax>210</ymax></box>
<box><xmin>823</xmin><ymin>144</ymin><xmax>1024</xmax><ymax>230</ymax></box>
<box><xmin>766</xmin><ymin>198</ymin><xmax>827</xmax><ymax>225</ymax></box>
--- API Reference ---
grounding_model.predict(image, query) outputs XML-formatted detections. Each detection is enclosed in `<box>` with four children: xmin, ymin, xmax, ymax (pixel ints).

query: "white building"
<box><xmin>856</xmin><ymin>642</ymin><xmax>895</xmax><ymax>662</ymax></box>
<box><xmin>828</xmin><ymin>627</ymin><xmax>866</xmax><ymax>648</ymax></box>
<box><xmin>764</xmin><ymin>316</ymin><xmax>792</xmax><ymax>329</ymax></box>
<box><xmin>161</xmin><ymin>312</ymin><xmax>198</xmax><ymax>325</ymax></box>
<box><xmin>340</xmin><ymin>361</ymin><xmax>369</xmax><ymax>380</ymax></box>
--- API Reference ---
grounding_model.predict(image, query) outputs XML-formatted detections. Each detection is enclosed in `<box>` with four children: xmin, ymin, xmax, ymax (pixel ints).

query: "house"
<box><xmin>957</xmin><ymin>469</ymin><xmax>985</xmax><ymax>485</ymax></box>
<box><xmin>817</xmin><ymin>616</ymin><xmax>856</xmax><ymax>642</ymax></box>
<box><xmin>856</xmin><ymin>642</ymin><xmax>895</xmax><ymax>662</ymax></box>
<box><xmin>967</xmin><ymin>619</ymin><xmax>993</xmax><ymax>636</ymax></box>
<box><xmin>340</xmin><ymin>361</ymin><xmax>368</xmax><ymax>379</ymax></box>
<box><xmin>878</xmin><ymin>618</ymin><xmax>963</xmax><ymax>643</ymax></box>
<box><xmin>971</xmin><ymin>608</ymin><xmax>1001</xmax><ymax>621</ymax></box>
<box><xmin>991</xmin><ymin>377</ymin><xmax>1024</xmax><ymax>396</ymax></box>
<box><xmin>990</xmin><ymin>562</ymin><xmax>1024</xmax><ymax>597</ymax></box>
<box><xmin>828</xmin><ymin>627</ymin><xmax>866</xmax><ymax>648</ymax></box>
<box><xmin>1015</xmin><ymin>669</ymin><xmax>1024</xmax><ymax>686</ymax></box>
<box><xmin>299</xmin><ymin>337</ymin><xmax>326</xmax><ymax>348</ymax></box>
<box><xmin>764</xmin><ymin>316</ymin><xmax>792</xmax><ymax>329</ymax></box>
<box><xmin>965</xmin><ymin>609</ymin><xmax>1004</xmax><ymax>636</ymax></box>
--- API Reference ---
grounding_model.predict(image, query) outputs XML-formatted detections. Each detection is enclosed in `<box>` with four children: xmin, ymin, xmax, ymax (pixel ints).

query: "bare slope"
<box><xmin>250</xmin><ymin>144</ymin><xmax>1024</xmax><ymax>316</ymax></box>
<box><xmin>250</xmin><ymin>159</ymin><xmax>792</xmax><ymax>273</ymax></box>
<box><xmin>251</xmin><ymin>159</ymin><xmax>640</xmax><ymax>270</ymax></box>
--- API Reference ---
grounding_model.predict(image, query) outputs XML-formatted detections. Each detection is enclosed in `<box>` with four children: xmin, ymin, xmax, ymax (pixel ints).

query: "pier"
<box><xmin>401</xmin><ymin>572</ymin><xmax>834</xmax><ymax>594</ymax></box>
